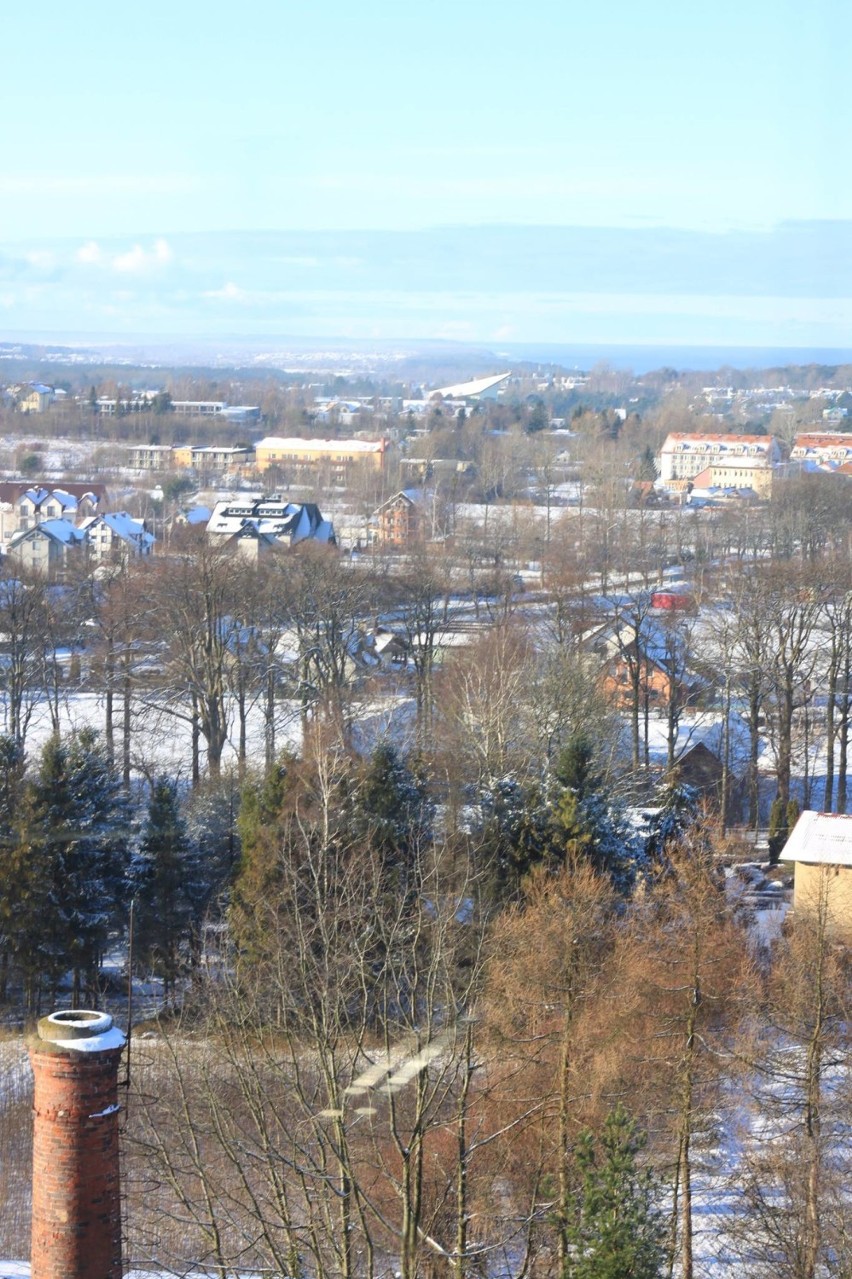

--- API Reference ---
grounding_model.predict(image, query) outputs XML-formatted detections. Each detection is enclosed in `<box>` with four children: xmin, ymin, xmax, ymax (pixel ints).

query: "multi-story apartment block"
<box><xmin>253</xmin><ymin>436</ymin><xmax>387</xmax><ymax>480</ymax></box>
<box><xmin>790</xmin><ymin>432</ymin><xmax>852</xmax><ymax>465</ymax></box>
<box><xmin>658</xmin><ymin>433</ymin><xmax>782</xmax><ymax>485</ymax></box>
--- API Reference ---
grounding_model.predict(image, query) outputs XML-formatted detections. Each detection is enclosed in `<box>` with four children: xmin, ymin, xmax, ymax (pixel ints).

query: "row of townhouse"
<box><xmin>0</xmin><ymin>483</ymin><xmax>108</xmax><ymax>552</ymax></box>
<box><xmin>7</xmin><ymin>512</ymin><xmax>153</xmax><ymax>577</ymax></box>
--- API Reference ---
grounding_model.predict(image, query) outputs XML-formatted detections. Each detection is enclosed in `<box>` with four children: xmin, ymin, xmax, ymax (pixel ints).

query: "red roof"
<box><xmin>663</xmin><ymin>432</ymin><xmax>773</xmax><ymax>445</ymax></box>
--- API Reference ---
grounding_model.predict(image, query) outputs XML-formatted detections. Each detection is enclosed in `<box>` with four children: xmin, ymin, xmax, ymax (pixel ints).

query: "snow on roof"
<box><xmin>208</xmin><ymin>498</ymin><xmax>334</xmax><ymax>544</ymax></box>
<box><xmin>792</xmin><ymin>432</ymin><xmax>852</xmax><ymax>450</ymax></box>
<box><xmin>783</xmin><ymin>811</ymin><xmax>852</xmax><ymax>866</ymax></box>
<box><xmin>50</xmin><ymin>489</ymin><xmax>78</xmax><ymax>509</ymax></box>
<box><xmin>78</xmin><ymin>513</ymin><xmax>153</xmax><ymax>549</ymax></box>
<box><xmin>255</xmin><ymin>436</ymin><xmax>385</xmax><ymax>453</ymax></box>
<box><xmin>190</xmin><ymin>445</ymin><xmax>253</xmax><ymax>456</ymax></box>
<box><xmin>635</xmin><ymin>710</ymin><xmax>754</xmax><ymax>770</ymax></box>
<box><xmin>18</xmin><ymin>518</ymin><xmax>86</xmax><ymax>546</ymax></box>
<box><xmin>102</xmin><ymin>512</ymin><xmax>150</xmax><ymax>540</ymax></box>
<box><xmin>184</xmin><ymin>506</ymin><xmax>212</xmax><ymax>525</ymax></box>
<box><xmin>431</xmin><ymin>372</ymin><xmax>511</xmax><ymax>399</ymax></box>
<box><xmin>662</xmin><ymin>432</ymin><xmax>775</xmax><ymax>447</ymax></box>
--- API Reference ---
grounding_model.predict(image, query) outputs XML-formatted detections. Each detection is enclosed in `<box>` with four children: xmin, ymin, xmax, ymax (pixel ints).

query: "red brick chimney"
<box><xmin>29</xmin><ymin>1010</ymin><xmax>126</xmax><ymax>1279</ymax></box>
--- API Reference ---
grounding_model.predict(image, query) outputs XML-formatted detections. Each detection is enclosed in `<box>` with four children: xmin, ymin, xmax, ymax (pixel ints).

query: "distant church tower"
<box><xmin>29</xmin><ymin>1010</ymin><xmax>126</xmax><ymax>1279</ymax></box>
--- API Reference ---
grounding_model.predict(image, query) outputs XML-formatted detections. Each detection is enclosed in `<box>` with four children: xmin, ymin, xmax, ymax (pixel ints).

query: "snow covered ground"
<box><xmin>1</xmin><ymin>689</ymin><xmax>418</xmax><ymax>779</ymax></box>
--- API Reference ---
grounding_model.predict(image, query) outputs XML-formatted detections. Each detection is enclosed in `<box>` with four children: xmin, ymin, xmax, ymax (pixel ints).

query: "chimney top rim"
<box><xmin>34</xmin><ymin>1010</ymin><xmax>125</xmax><ymax>1053</ymax></box>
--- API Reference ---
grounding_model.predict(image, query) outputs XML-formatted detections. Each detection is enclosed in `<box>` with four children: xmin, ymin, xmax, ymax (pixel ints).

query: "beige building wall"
<box><xmin>255</xmin><ymin>439</ymin><xmax>386</xmax><ymax>474</ymax></box>
<box><xmin>793</xmin><ymin>861</ymin><xmax>852</xmax><ymax>940</ymax></box>
<box><xmin>709</xmin><ymin>463</ymin><xmax>773</xmax><ymax>496</ymax></box>
<box><xmin>10</xmin><ymin>533</ymin><xmax>58</xmax><ymax>576</ymax></box>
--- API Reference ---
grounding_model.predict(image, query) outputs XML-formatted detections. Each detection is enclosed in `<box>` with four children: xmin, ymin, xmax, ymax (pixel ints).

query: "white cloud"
<box><xmin>76</xmin><ymin>240</ymin><xmax>103</xmax><ymax>264</ymax></box>
<box><xmin>203</xmin><ymin>281</ymin><xmax>248</xmax><ymax>302</ymax></box>
<box><xmin>111</xmin><ymin>238</ymin><xmax>173</xmax><ymax>274</ymax></box>
<box><xmin>0</xmin><ymin>175</ymin><xmax>196</xmax><ymax>197</ymax></box>
<box><xmin>23</xmin><ymin>249</ymin><xmax>55</xmax><ymax>269</ymax></box>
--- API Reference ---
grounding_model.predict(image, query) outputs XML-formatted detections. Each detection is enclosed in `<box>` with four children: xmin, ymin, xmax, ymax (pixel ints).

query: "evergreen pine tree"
<box><xmin>636</xmin><ymin>445</ymin><xmax>659</xmax><ymax>482</ymax></box>
<box><xmin>0</xmin><ymin>773</ymin><xmax>55</xmax><ymax>1008</ymax></box>
<box><xmin>549</xmin><ymin>736</ymin><xmax>640</xmax><ymax>893</ymax></box>
<box><xmin>132</xmin><ymin>777</ymin><xmax>196</xmax><ymax>999</ymax></box>
<box><xmin>644</xmin><ymin>774</ymin><xmax>701</xmax><ymax>868</ymax></box>
<box><xmin>566</xmin><ymin>1105</ymin><xmax>666</xmax><ymax>1279</ymax></box>
<box><xmin>526</xmin><ymin>400</ymin><xmax>549</xmax><ymax>433</ymax></box>
<box><xmin>555</xmin><ymin>733</ymin><xmax>600</xmax><ymax>799</ymax></box>
<box><xmin>767</xmin><ymin>794</ymin><xmax>788</xmax><ymax>863</ymax></box>
<box><xmin>350</xmin><ymin>743</ymin><xmax>427</xmax><ymax>877</ymax></box>
<box><xmin>0</xmin><ymin>736</ymin><xmax>25</xmax><ymax>999</ymax></box>
<box><xmin>183</xmin><ymin>773</ymin><xmax>242</xmax><ymax>952</ymax></box>
<box><xmin>59</xmin><ymin>730</ymin><xmax>129</xmax><ymax>1002</ymax></box>
<box><xmin>230</xmin><ymin>759</ymin><xmax>294</xmax><ymax>965</ymax></box>
<box><xmin>2</xmin><ymin>732</ymin><xmax>128</xmax><ymax>1006</ymax></box>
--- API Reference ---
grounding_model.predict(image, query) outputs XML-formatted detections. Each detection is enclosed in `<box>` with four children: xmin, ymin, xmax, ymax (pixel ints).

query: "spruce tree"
<box><xmin>350</xmin><ymin>743</ymin><xmax>427</xmax><ymax>877</ymax></box>
<box><xmin>57</xmin><ymin>730</ymin><xmax>129</xmax><ymax>1003</ymax></box>
<box><xmin>230</xmin><ymin>759</ymin><xmax>294</xmax><ymax>966</ymax></box>
<box><xmin>549</xmin><ymin>736</ymin><xmax>639</xmax><ymax>893</ymax></box>
<box><xmin>2</xmin><ymin>732</ymin><xmax>128</xmax><ymax>1006</ymax></box>
<box><xmin>767</xmin><ymin>794</ymin><xmax>788</xmax><ymax>863</ymax></box>
<box><xmin>566</xmin><ymin>1105</ymin><xmax>666</xmax><ymax>1279</ymax></box>
<box><xmin>0</xmin><ymin>772</ymin><xmax>55</xmax><ymax>1008</ymax></box>
<box><xmin>132</xmin><ymin>777</ymin><xmax>196</xmax><ymax>999</ymax></box>
<box><xmin>0</xmin><ymin>736</ymin><xmax>25</xmax><ymax>999</ymax></box>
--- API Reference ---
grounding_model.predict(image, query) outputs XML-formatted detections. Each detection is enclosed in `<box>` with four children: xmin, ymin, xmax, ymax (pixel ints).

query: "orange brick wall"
<box><xmin>29</xmin><ymin>1042</ymin><xmax>124</xmax><ymax>1279</ymax></box>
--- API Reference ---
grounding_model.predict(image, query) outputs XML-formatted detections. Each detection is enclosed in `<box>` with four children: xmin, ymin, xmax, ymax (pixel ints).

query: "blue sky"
<box><xmin>1</xmin><ymin>1</ymin><xmax>850</xmax><ymax>349</ymax></box>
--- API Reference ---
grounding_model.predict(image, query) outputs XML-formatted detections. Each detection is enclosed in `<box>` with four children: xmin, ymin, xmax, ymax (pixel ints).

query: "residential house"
<box><xmin>77</xmin><ymin>512</ymin><xmax>154</xmax><ymax>562</ymax></box>
<box><xmin>593</xmin><ymin>618</ymin><xmax>702</xmax><ymax>714</ymax></box>
<box><xmin>371</xmin><ymin>489</ymin><xmax>422</xmax><ymax>546</ymax></box>
<box><xmin>15</xmin><ymin>382</ymin><xmax>55</xmax><ymax>413</ymax></box>
<box><xmin>783</xmin><ymin>810</ymin><xmax>852</xmax><ymax>941</ymax></box>
<box><xmin>0</xmin><ymin>484</ymin><xmax>104</xmax><ymax>552</ymax></box>
<box><xmin>672</xmin><ymin>741</ymin><xmax>724</xmax><ymax>808</ymax></box>
<box><xmin>354</xmin><ymin>627</ymin><xmax>410</xmax><ymax>670</ymax></box>
<box><xmin>7</xmin><ymin>519</ymin><xmax>86</xmax><ymax>576</ymax></box>
<box><xmin>207</xmin><ymin>496</ymin><xmax>335</xmax><ymax>547</ymax></box>
<box><xmin>600</xmin><ymin>646</ymin><xmax>676</xmax><ymax>712</ymax></box>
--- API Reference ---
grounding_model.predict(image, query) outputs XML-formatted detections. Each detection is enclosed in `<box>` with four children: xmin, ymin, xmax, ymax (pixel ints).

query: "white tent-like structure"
<box><xmin>430</xmin><ymin>372</ymin><xmax>510</xmax><ymax>400</ymax></box>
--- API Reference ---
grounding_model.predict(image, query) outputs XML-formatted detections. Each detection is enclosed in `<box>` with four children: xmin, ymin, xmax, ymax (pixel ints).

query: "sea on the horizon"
<box><xmin>496</xmin><ymin>343</ymin><xmax>852</xmax><ymax>375</ymax></box>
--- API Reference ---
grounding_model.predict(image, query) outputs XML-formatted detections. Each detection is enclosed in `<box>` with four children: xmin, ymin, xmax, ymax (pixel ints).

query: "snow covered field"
<box><xmin>1</xmin><ymin>689</ymin><xmax>417</xmax><ymax>780</ymax></box>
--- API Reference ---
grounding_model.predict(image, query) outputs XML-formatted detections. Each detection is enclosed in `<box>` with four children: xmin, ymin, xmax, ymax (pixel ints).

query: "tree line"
<box><xmin>115</xmin><ymin>729</ymin><xmax>850</xmax><ymax>1279</ymax></box>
